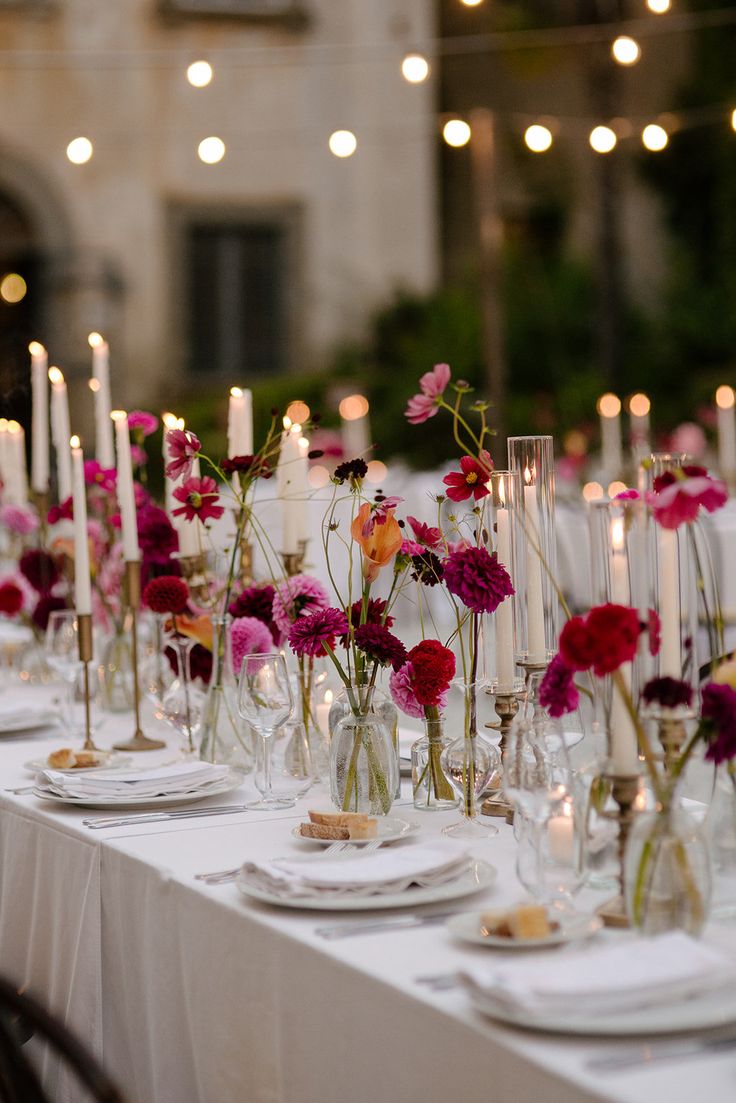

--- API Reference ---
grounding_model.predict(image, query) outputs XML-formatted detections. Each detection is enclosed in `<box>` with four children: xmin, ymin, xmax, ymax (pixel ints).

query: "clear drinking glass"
<box><xmin>45</xmin><ymin>610</ymin><xmax>83</xmax><ymax>736</ymax></box>
<box><xmin>237</xmin><ymin>652</ymin><xmax>295</xmax><ymax>810</ymax></box>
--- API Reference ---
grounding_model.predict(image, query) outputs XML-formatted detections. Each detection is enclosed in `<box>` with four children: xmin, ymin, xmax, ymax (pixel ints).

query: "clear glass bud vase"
<box><xmin>329</xmin><ymin>687</ymin><xmax>397</xmax><ymax>816</ymax></box>
<box><xmin>624</xmin><ymin>782</ymin><xmax>712</xmax><ymax>935</ymax></box>
<box><xmin>98</xmin><ymin>626</ymin><xmax>135</xmax><ymax>712</ymax></box>
<box><xmin>199</xmin><ymin>615</ymin><xmax>254</xmax><ymax>770</ymax></box>
<box><xmin>411</xmin><ymin>711</ymin><xmax>458</xmax><ymax>811</ymax></box>
<box><xmin>328</xmin><ymin>678</ymin><xmax>401</xmax><ymax>798</ymax></box>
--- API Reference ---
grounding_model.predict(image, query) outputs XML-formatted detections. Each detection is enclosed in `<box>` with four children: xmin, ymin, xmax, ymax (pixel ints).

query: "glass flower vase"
<box><xmin>624</xmin><ymin>782</ymin><xmax>712</xmax><ymax>935</ymax></box>
<box><xmin>329</xmin><ymin>690</ymin><xmax>397</xmax><ymax>815</ymax></box>
<box><xmin>411</xmin><ymin>712</ymin><xmax>457</xmax><ymax>811</ymax></box>
<box><xmin>293</xmin><ymin>656</ymin><xmax>328</xmax><ymax>782</ymax></box>
<box><xmin>98</xmin><ymin>626</ymin><xmax>135</xmax><ymax>712</ymax></box>
<box><xmin>328</xmin><ymin>678</ymin><xmax>401</xmax><ymax>798</ymax></box>
<box><xmin>199</xmin><ymin>615</ymin><xmax>254</xmax><ymax>770</ymax></box>
<box><xmin>440</xmin><ymin>730</ymin><xmax>499</xmax><ymax>838</ymax></box>
<box><xmin>705</xmin><ymin>764</ymin><xmax>736</xmax><ymax>918</ymax></box>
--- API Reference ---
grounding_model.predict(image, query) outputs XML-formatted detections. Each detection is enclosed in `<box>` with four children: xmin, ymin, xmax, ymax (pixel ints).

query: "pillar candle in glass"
<box><xmin>89</xmin><ymin>333</ymin><xmax>115</xmax><ymax>468</ymax></box>
<box><xmin>48</xmin><ymin>367</ymin><xmax>72</xmax><ymax>502</ymax></box>
<box><xmin>491</xmin><ymin>471</ymin><xmax>516</xmax><ymax>692</ymax></box>
<box><xmin>508</xmin><ymin>436</ymin><xmax>556</xmax><ymax>666</ymax></box>
<box><xmin>70</xmin><ymin>436</ymin><xmax>92</xmax><ymax>615</ymax></box>
<box><xmin>29</xmin><ymin>341</ymin><xmax>49</xmax><ymax>494</ymax></box>
<box><xmin>715</xmin><ymin>385</ymin><xmax>736</xmax><ymax>484</ymax></box>
<box><xmin>597</xmin><ymin>393</ymin><xmax>623</xmax><ymax>481</ymax></box>
<box><xmin>111</xmin><ymin>411</ymin><xmax>140</xmax><ymax>562</ymax></box>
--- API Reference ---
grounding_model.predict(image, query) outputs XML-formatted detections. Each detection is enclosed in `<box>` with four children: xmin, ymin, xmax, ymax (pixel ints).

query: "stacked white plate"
<box><xmin>33</xmin><ymin>761</ymin><xmax>242</xmax><ymax>809</ymax></box>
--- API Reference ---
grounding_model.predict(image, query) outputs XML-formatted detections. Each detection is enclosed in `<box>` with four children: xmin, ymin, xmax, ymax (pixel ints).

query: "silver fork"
<box><xmin>194</xmin><ymin>839</ymin><xmax>357</xmax><ymax>885</ymax></box>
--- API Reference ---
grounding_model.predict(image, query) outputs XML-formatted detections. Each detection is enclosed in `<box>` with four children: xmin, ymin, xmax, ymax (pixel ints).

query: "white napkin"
<box><xmin>0</xmin><ymin>702</ymin><xmax>55</xmax><ymax>726</ymax></box>
<box><xmin>242</xmin><ymin>841</ymin><xmax>470</xmax><ymax>899</ymax></box>
<box><xmin>38</xmin><ymin>761</ymin><xmax>230</xmax><ymax>799</ymax></box>
<box><xmin>462</xmin><ymin>932</ymin><xmax>736</xmax><ymax>1015</ymax></box>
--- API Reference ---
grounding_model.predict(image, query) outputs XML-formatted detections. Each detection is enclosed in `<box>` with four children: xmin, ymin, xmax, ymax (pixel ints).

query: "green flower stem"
<box><xmin>425</xmin><ymin>707</ymin><xmax>454</xmax><ymax>802</ymax></box>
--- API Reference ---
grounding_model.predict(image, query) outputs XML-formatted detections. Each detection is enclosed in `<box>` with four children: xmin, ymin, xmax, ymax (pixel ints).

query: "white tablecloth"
<box><xmin>1</xmin><ymin>690</ymin><xmax>736</xmax><ymax>1103</ymax></box>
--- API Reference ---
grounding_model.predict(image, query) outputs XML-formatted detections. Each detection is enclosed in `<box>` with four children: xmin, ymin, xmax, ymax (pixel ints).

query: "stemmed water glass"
<box><xmin>45</xmin><ymin>610</ymin><xmax>84</xmax><ymax>737</ymax></box>
<box><xmin>237</xmin><ymin>653</ymin><xmax>295</xmax><ymax>810</ymax></box>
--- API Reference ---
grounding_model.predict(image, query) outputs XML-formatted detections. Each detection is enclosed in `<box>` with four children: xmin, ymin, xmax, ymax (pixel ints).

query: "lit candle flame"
<box><xmin>230</xmin><ymin>386</ymin><xmax>243</xmax><ymax>398</ymax></box>
<box><xmin>88</xmin><ymin>379</ymin><xmax>100</xmax><ymax>393</ymax></box>
<box><xmin>48</xmin><ymin>366</ymin><xmax>64</xmax><ymax>385</ymax></box>
<box><xmin>70</xmin><ymin>435</ymin><xmax>80</xmax><ymax>449</ymax></box>
<box><xmin>110</xmin><ymin>410</ymin><xmax>127</xmax><ymax>422</ymax></box>
<box><xmin>88</xmin><ymin>332</ymin><xmax>104</xmax><ymax>348</ymax></box>
<box><xmin>28</xmin><ymin>341</ymin><xmax>45</xmax><ymax>357</ymax></box>
<box><xmin>611</xmin><ymin>516</ymin><xmax>625</xmax><ymax>552</ymax></box>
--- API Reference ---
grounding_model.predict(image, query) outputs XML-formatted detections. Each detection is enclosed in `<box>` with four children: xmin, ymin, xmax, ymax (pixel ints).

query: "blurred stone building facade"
<box><xmin>0</xmin><ymin>0</ymin><xmax>437</xmax><ymax>418</ymax></box>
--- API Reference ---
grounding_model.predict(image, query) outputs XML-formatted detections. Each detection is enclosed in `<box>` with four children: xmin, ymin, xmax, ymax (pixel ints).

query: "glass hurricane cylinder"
<box><xmin>199</xmin><ymin>615</ymin><xmax>254</xmax><ymax>770</ymax></box>
<box><xmin>329</xmin><ymin>678</ymin><xmax>400</xmax><ymax>799</ymax></box>
<box><xmin>507</xmin><ymin>436</ymin><xmax>557</xmax><ymax>665</ymax></box>
<box><xmin>411</xmin><ymin>711</ymin><xmax>458</xmax><ymax>811</ymax></box>
<box><xmin>440</xmin><ymin>724</ymin><xmax>499</xmax><ymax>838</ymax></box>
<box><xmin>329</xmin><ymin>687</ymin><xmax>397</xmax><ymax>816</ymax></box>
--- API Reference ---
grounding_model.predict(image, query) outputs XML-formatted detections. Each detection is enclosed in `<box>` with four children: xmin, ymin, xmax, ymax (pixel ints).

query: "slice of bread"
<box><xmin>347</xmin><ymin>819</ymin><xmax>378</xmax><ymax>840</ymax></box>
<box><xmin>47</xmin><ymin>748</ymin><xmax>76</xmax><ymax>769</ymax></box>
<box><xmin>507</xmin><ymin>905</ymin><xmax>551</xmax><ymax>941</ymax></box>
<box><xmin>299</xmin><ymin>822</ymin><xmax>349</xmax><ymax>841</ymax></box>
<box><xmin>308</xmin><ymin>810</ymin><xmax>370</xmax><ymax>827</ymax></box>
<box><xmin>73</xmin><ymin>751</ymin><xmax>102</xmax><ymax>768</ymax></box>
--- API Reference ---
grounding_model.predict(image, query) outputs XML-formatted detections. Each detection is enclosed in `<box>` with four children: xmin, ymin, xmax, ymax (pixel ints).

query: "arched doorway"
<box><xmin>0</xmin><ymin>188</ymin><xmax>44</xmax><ymax>423</ymax></box>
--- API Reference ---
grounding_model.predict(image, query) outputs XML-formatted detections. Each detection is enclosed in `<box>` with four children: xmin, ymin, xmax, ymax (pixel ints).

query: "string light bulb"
<box><xmin>328</xmin><ymin>130</ymin><xmax>357</xmax><ymax>158</ymax></box>
<box><xmin>187</xmin><ymin>60</ymin><xmax>213</xmax><ymax>87</ymax></box>
<box><xmin>589</xmin><ymin>125</ymin><xmax>617</xmax><ymax>153</ymax></box>
<box><xmin>401</xmin><ymin>53</ymin><xmax>430</xmax><ymax>83</ymax></box>
<box><xmin>442</xmin><ymin>119</ymin><xmax>471</xmax><ymax>147</ymax></box>
<box><xmin>524</xmin><ymin>124</ymin><xmax>553</xmax><ymax>153</ymax></box>
<box><xmin>612</xmin><ymin>36</ymin><xmax>641</xmax><ymax>65</ymax></box>
<box><xmin>642</xmin><ymin>123</ymin><xmax>668</xmax><ymax>151</ymax></box>
<box><xmin>66</xmin><ymin>137</ymin><xmax>93</xmax><ymax>164</ymax></box>
<box><xmin>198</xmin><ymin>136</ymin><xmax>225</xmax><ymax>163</ymax></box>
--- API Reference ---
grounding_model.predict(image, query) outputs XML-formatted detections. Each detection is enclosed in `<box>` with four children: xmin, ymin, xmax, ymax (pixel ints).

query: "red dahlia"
<box><xmin>143</xmin><ymin>575</ymin><xmax>190</xmax><ymax>615</ymax></box>
<box><xmin>407</xmin><ymin>640</ymin><xmax>456</xmax><ymax>706</ymax></box>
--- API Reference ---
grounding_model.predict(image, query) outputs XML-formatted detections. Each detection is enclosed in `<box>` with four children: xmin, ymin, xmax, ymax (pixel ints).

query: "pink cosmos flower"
<box><xmin>48</xmin><ymin>497</ymin><xmax>73</xmax><ymax>525</ymax></box>
<box><xmin>0</xmin><ymin>504</ymin><xmax>39</xmax><ymax>536</ymax></box>
<box><xmin>172</xmin><ymin>476</ymin><xmax>224</xmax><ymax>524</ymax></box>
<box><xmin>650</xmin><ymin>471</ymin><xmax>728</xmax><ymax>530</ymax></box>
<box><xmin>407</xmin><ymin>516</ymin><xmax>443</xmax><ymax>550</ymax></box>
<box><xmin>272</xmin><ymin>574</ymin><xmax>329</xmax><ymax>635</ymax></box>
<box><xmin>400</xmin><ymin>539</ymin><xmax>425</xmax><ymax>556</ymax></box>
<box><xmin>443</xmin><ymin>451</ymin><xmax>493</xmax><ymax>503</ymax></box>
<box><xmin>127</xmin><ymin>410</ymin><xmax>159</xmax><ymax>437</ymax></box>
<box><xmin>165</xmin><ymin>429</ymin><xmax>202</xmax><ymax>481</ymax></box>
<box><xmin>230</xmin><ymin>616</ymin><xmax>275</xmax><ymax>673</ymax></box>
<box><xmin>288</xmin><ymin>607</ymin><xmax>349</xmax><ymax>658</ymax></box>
<box><xmin>405</xmin><ymin>363</ymin><xmax>451</xmax><ymax>425</ymax></box>
<box><xmin>84</xmin><ymin>460</ymin><xmax>117</xmax><ymax>492</ymax></box>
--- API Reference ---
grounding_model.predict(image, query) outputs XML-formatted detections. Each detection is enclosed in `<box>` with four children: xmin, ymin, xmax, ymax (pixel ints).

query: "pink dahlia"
<box><xmin>165</xmin><ymin>428</ymin><xmax>201</xmax><ymax>481</ymax></box>
<box><xmin>272</xmin><ymin>574</ymin><xmax>329</xmax><ymax>635</ymax></box>
<box><xmin>172</xmin><ymin>476</ymin><xmax>224</xmax><ymax>524</ymax></box>
<box><xmin>443</xmin><ymin>451</ymin><xmax>493</xmax><ymax>503</ymax></box>
<box><xmin>443</xmin><ymin>545</ymin><xmax>514</xmax><ymax>615</ymax></box>
<box><xmin>405</xmin><ymin>363</ymin><xmax>451</xmax><ymax>425</ymax></box>
<box><xmin>389</xmin><ymin>663</ymin><xmax>424</xmax><ymax>720</ymax></box>
<box><xmin>288</xmin><ymin>607</ymin><xmax>349</xmax><ymax>658</ymax></box>
<box><xmin>230</xmin><ymin>616</ymin><xmax>275</xmax><ymax>673</ymax></box>
<box><xmin>651</xmin><ymin>469</ymin><xmax>728</xmax><ymax>530</ymax></box>
<box><xmin>539</xmin><ymin>655</ymin><xmax>579</xmax><ymax>718</ymax></box>
<box><xmin>0</xmin><ymin>504</ymin><xmax>38</xmax><ymax>536</ymax></box>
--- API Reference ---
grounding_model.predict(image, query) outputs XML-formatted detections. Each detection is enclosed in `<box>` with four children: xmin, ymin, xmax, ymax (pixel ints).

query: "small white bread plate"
<box><xmin>236</xmin><ymin>858</ymin><xmax>496</xmax><ymax>912</ymax></box>
<box><xmin>291</xmin><ymin>817</ymin><xmax>420</xmax><ymax>848</ymax></box>
<box><xmin>0</xmin><ymin>711</ymin><xmax>57</xmax><ymax>736</ymax></box>
<box><xmin>447</xmin><ymin>909</ymin><xmax>602</xmax><ymax>950</ymax></box>
<box><xmin>31</xmin><ymin>770</ymin><xmax>244</xmax><ymax>810</ymax></box>
<box><xmin>24</xmin><ymin>752</ymin><xmax>133</xmax><ymax>774</ymax></box>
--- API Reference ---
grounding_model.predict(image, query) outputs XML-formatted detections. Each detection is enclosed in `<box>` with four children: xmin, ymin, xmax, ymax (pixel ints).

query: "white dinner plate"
<box><xmin>465</xmin><ymin>983</ymin><xmax>736</xmax><ymax>1036</ymax></box>
<box><xmin>236</xmin><ymin>858</ymin><xmax>496</xmax><ymax>911</ymax></box>
<box><xmin>291</xmin><ymin>817</ymin><xmax>420</xmax><ymax>847</ymax></box>
<box><xmin>31</xmin><ymin>770</ymin><xmax>244</xmax><ymax>809</ymax></box>
<box><xmin>446</xmin><ymin>909</ymin><xmax>602</xmax><ymax>950</ymax></box>
<box><xmin>0</xmin><ymin>711</ymin><xmax>57</xmax><ymax>735</ymax></box>
<box><xmin>24</xmin><ymin>752</ymin><xmax>133</xmax><ymax>774</ymax></box>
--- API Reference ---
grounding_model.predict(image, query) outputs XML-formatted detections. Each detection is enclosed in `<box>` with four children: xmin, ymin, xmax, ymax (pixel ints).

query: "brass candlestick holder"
<box><xmin>76</xmin><ymin>612</ymin><xmax>98</xmax><ymax>752</ymax></box>
<box><xmin>596</xmin><ymin>771</ymin><xmax>641</xmax><ymax>928</ymax></box>
<box><xmin>178</xmin><ymin>552</ymin><xmax>210</xmax><ymax>606</ymax></box>
<box><xmin>30</xmin><ymin>488</ymin><xmax>49</xmax><ymax>543</ymax></box>
<box><xmin>281</xmin><ymin>543</ymin><xmax>306</xmax><ymax>577</ymax></box>
<box><xmin>238</xmin><ymin>536</ymin><xmax>254</xmax><ymax>588</ymax></box>
<box><xmin>482</xmin><ymin>689</ymin><xmax>520</xmax><ymax>818</ymax></box>
<box><xmin>657</xmin><ymin>713</ymin><xmax>689</xmax><ymax>771</ymax></box>
<box><xmin>113</xmin><ymin>560</ymin><xmax>165</xmax><ymax>752</ymax></box>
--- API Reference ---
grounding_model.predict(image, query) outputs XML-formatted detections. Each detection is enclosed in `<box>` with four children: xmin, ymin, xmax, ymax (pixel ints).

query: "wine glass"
<box><xmin>45</xmin><ymin>610</ymin><xmax>83</xmax><ymax>736</ymax></box>
<box><xmin>237</xmin><ymin>653</ymin><xmax>295</xmax><ymax>810</ymax></box>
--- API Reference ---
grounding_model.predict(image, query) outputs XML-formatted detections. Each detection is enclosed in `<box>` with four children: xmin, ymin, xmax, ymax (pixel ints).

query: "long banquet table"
<box><xmin>1</xmin><ymin>686</ymin><xmax>736</xmax><ymax>1103</ymax></box>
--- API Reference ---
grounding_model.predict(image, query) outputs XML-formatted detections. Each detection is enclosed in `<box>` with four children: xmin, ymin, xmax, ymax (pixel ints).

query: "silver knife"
<box><xmin>83</xmin><ymin>804</ymin><xmax>248</xmax><ymax>829</ymax></box>
<box><xmin>315</xmin><ymin>911</ymin><xmax>455</xmax><ymax>940</ymax></box>
<box><xmin>587</xmin><ymin>1034</ymin><xmax>736</xmax><ymax>1073</ymax></box>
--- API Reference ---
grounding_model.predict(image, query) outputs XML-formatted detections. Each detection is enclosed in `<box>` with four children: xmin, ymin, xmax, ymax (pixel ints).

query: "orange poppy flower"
<box><xmin>173</xmin><ymin>613</ymin><xmax>213</xmax><ymax>651</ymax></box>
<box><xmin>351</xmin><ymin>503</ymin><xmax>403</xmax><ymax>583</ymax></box>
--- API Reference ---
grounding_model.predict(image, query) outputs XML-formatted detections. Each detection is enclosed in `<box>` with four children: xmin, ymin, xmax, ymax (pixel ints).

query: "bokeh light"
<box><xmin>0</xmin><ymin>274</ymin><xmax>26</xmax><ymax>304</ymax></box>
<box><xmin>589</xmin><ymin>126</ymin><xmax>617</xmax><ymax>154</ymax></box>
<box><xmin>612</xmin><ymin>36</ymin><xmax>641</xmax><ymax>65</ymax></box>
<box><xmin>442</xmin><ymin>119</ymin><xmax>471</xmax><ymax>147</ymax></box>
<box><xmin>524</xmin><ymin>124</ymin><xmax>553</xmax><ymax>153</ymax></box>
<box><xmin>198</xmin><ymin>137</ymin><xmax>225</xmax><ymax>164</ymax></box>
<box><xmin>401</xmin><ymin>54</ymin><xmax>430</xmax><ymax>84</ymax></box>
<box><xmin>66</xmin><ymin>137</ymin><xmax>93</xmax><ymax>164</ymax></box>
<box><xmin>642</xmin><ymin>124</ymin><xmax>668</xmax><ymax>151</ymax></box>
<box><xmin>328</xmin><ymin>130</ymin><xmax>357</xmax><ymax>158</ymax></box>
<box><xmin>339</xmin><ymin>394</ymin><xmax>370</xmax><ymax>420</ymax></box>
<box><xmin>187</xmin><ymin>60</ymin><xmax>213</xmax><ymax>88</ymax></box>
